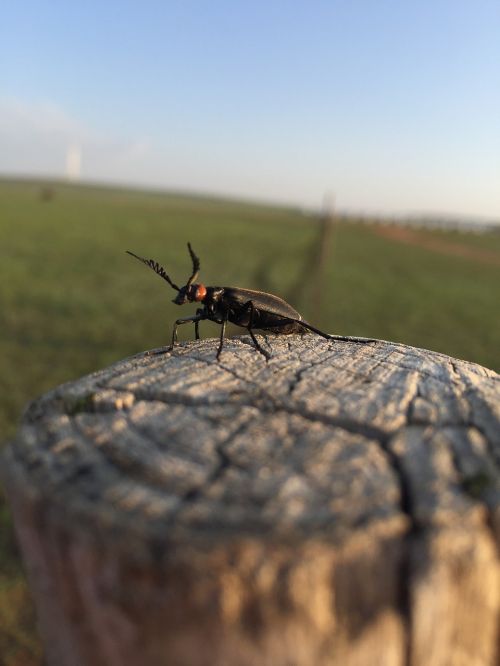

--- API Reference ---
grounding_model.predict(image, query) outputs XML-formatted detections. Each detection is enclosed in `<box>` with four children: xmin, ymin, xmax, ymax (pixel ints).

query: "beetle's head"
<box><xmin>173</xmin><ymin>283</ymin><xmax>207</xmax><ymax>305</ymax></box>
<box><xmin>126</xmin><ymin>242</ymin><xmax>205</xmax><ymax>305</ymax></box>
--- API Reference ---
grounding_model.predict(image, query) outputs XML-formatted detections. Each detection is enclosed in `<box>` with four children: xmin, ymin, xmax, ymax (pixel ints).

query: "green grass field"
<box><xmin>1</xmin><ymin>177</ymin><xmax>499</xmax><ymax>664</ymax></box>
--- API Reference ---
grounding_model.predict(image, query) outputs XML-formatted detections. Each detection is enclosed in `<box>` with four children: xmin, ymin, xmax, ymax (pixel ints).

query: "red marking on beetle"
<box><xmin>195</xmin><ymin>284</ymin><xmax>207</xmax><ymax>302</ymax></box>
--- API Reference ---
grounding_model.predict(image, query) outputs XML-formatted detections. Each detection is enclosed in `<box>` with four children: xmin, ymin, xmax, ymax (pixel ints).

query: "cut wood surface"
<box><xmin>3</xmin><ymin>334</ymin><xmax>500</xmax><ymax>666</ymax></box>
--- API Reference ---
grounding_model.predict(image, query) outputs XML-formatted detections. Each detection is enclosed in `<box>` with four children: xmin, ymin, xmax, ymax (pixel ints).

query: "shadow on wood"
<box><xmin>3</xmin><ymin>334</ymin><xmax>500</xmax><ymax>666</ymax></box>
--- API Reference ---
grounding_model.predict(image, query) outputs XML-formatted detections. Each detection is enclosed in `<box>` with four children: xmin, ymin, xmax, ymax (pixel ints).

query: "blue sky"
<box><xmin>1</xmin><ymin>1</ymin><xmax>499</xmax><ymax>218</ymax></box>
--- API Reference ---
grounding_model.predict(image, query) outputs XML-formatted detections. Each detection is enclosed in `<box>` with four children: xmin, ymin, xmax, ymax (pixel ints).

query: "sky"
<box><xmin>1</xmin><ymin>1</ymin><xmax>499</xmax><ymax>219</ymax></box>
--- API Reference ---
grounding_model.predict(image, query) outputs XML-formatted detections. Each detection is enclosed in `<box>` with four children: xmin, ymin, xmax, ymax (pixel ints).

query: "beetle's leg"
<box><xmin>243</xmin><ymin>301</ymin><xmax>271</xmax><ymax>361</ymax></box>
<box><xmin>216</xmin><ymin>312</ymin><xmax>229</xmax><ymax>360</ymax></box>
<box><xmin>194</xmin><ymin>308</ymin><xmax>205</xmax><ymax>340</ymax></box>
<box><xmin>295</xmin><ymin>319</ymin><xmax>376</xmax><ymax>344</ymax></box>
<box><xmin>168</xmin><ymin>315</ymin><xmax>205</xmax><ymax>352</ymax></box>
<box><xmin>296</xmin><ymin>320</ymin><xmax>331</xmax><ymax>340</ymax></box>
<box><xmin>328</xmin><ymin>334</ymin><xmax>377</xmax><ymax>343</ymax></box>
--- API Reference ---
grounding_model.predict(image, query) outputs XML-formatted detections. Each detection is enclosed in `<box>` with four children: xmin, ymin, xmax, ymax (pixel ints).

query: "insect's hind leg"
<box><xmin>295</xmin><ymin>320</ymin><xmax>331</xmax><ymax>340</ymax></box>
<box><xmin>296</xmin><ymin>319</ymin><xmax>376</xmax><ymax>344</ymax></box>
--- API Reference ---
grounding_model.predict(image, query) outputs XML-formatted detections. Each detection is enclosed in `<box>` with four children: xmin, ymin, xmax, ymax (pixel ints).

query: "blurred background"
<box><xmin>1</xmin><ymin>1</ymin><xmax>500</xmax><ymax>663</ymax></box>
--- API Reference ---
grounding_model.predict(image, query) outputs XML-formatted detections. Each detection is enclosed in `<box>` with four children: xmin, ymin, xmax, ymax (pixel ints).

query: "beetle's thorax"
<box><xmin>203</xmin><ymin>286</ymin><xmax>225</xmax><ymax>305</ymax></box>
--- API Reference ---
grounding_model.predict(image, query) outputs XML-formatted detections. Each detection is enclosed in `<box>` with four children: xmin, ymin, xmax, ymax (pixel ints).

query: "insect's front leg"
<box><xmin>169</xmin><ymin>314</ymin><xmax>205</xmax><ymax>351</ymax></box>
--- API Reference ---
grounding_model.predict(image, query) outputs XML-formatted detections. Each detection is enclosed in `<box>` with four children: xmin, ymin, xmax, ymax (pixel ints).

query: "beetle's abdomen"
<box><xmin>260</xmin><ymin>320</ymin><xmax>305</xmax><ymax>334</ymax></box>
<box><xmin>220</xmin><ymin>289</ymin><xmax>305</xmax><ymax>334</ymax></box>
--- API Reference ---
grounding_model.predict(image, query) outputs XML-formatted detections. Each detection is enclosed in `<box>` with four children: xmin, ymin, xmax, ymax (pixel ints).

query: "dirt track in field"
<box><xmin>371</xmin><ymin>225</ymin><xmax>500</xmax><ymax>266</ymax></box>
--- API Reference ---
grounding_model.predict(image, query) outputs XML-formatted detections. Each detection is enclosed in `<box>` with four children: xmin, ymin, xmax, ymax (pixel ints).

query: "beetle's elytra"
<box><xmin>127</xmin><ymin>243</ymin><xmax>374</xmax><ymax>360</ymax></box>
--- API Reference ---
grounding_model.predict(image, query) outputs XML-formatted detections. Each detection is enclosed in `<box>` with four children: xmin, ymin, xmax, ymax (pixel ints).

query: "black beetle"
<box><xmin>127</xmin><ymin>243</ymin><xmax>375</xmax><ymax>360</ymax></box>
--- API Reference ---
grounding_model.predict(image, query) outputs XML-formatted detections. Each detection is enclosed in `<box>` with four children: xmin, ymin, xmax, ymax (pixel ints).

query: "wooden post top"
<box><xmin>4</xmin><ymin>335</ymin><xmax>500</xmax><ymax>665</ymax></box>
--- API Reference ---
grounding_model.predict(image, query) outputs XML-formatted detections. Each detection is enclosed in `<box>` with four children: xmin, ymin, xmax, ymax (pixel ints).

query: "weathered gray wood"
<box><xmin>3</xmin><ymin>334</ymin><xmax>500</xmax><ymax>666</ymax></box>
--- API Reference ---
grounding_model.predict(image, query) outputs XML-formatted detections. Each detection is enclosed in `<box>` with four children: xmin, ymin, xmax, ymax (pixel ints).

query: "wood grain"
<box><xmin>3</xmin><ymin>334</ymin><xmax>500</xmax><ymax>666</ymax></box>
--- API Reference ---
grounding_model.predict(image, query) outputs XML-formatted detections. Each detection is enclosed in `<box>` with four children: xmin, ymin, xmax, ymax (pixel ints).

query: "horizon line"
<box><xmin>1</xmin><ymin>171</ymin><xmax>499</xmax><ymax>227</ymax></box>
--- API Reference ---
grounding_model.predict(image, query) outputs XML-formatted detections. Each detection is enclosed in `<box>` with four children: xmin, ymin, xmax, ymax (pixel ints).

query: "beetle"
<box><xmin>126</xmin><ymin>243</ymin><xmax>375</xmax><ymax>360</ymax></box>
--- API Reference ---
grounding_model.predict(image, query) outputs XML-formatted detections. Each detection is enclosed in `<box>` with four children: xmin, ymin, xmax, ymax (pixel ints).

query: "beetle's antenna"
<box><xmin>126</xmin><ymin>251</ymin><xmax>180</xmax><ymax>291</ymax></box>
<box><xmin>186</xmin><ymin>242</ymin><xmax>200</xmax><ymax>286</ymax></box>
